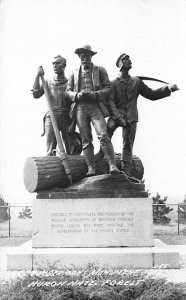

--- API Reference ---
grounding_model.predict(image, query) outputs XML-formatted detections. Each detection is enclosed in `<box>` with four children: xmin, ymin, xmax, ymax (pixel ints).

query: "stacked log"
<box><xmin>23</xmin><ymin>154</ymin><xmax>144</xmax><ymax>193</ymax></box>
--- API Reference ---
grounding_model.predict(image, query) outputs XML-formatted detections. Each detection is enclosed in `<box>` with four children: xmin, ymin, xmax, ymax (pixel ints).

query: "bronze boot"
<box><xmin>121</xmin><ymin>161</ymin><xmax>131</xmax><ymax>176</ymax></box>
<box><xmin>83</xmin><ymin>147</ymin><xmax>96</xmax><ymax>177</ymax></box>
<box><xmin>101</xmin><ymin>144</ymin><xmax>121</xmax><ymax>175</ymax></box>
<box><xmin>94</xmin><ymin>147</ymin><xmax>104</xmax><ymax>162</ymax></box>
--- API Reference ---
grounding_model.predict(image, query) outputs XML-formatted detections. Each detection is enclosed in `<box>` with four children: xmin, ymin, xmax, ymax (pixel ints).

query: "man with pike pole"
<box><xmin>96</xmin><ymin>53</ymin><xmax>179</xmax><ymax>178</ymax></box>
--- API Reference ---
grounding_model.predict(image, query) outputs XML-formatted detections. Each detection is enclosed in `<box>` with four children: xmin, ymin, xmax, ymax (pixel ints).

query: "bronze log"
<box><xmin>23</xmin><ymin>154</ymin><xmax>144</xmax><ymax>193</ymax></box>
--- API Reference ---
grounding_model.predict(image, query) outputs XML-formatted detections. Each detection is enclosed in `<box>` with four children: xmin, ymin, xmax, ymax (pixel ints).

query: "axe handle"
<box><xmin>41</xmin><ymin>75</ymin><xmax>72</xmax><ymax>185</ymax></box>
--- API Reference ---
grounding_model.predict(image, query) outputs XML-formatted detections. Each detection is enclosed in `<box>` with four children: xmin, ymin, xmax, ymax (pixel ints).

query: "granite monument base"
<box><xmin>6</xmin><ymin>198</ymin><xmax>180</xmax><ymax>270</ymax></box>
<box><xmin>32</xmin><ymin>197</ymin><xmax>153</xmax><ymax>248</ymax></box>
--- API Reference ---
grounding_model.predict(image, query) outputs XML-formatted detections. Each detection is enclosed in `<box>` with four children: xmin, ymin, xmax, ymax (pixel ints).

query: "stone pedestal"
<box><xmin>5</xmin><ymin>158</ymin><xmax>179</xmax><ymax>272</ymax></box>
<box><xmin>6</xmin><ymin>240</ymin><xmax>180</xmax><ymax>270</ymax></box>
<box><xmin>6</xmin><ymin>194</ymin><xmax>180</xmax><ymax>269</ymax></box>
<box><xmin>33</xmin><ymin>197</ymin><xmax>153</xmax><ymax>248</ymax></box>
<box><xmin>5</xmin><ymin>175</ymin><xmax>180</xmax><ymax>270</ymax></box>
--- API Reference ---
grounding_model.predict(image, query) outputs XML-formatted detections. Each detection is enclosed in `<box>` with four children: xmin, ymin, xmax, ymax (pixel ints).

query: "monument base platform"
<box><xmin>6</xmin><ymin>239</ymin><xmax>179</xmax><ymax>270</ymax></box>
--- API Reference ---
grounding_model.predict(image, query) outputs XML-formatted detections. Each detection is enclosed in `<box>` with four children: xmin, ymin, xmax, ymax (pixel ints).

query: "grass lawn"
<box><xmin>0</xmin><ymin>234</ymin><xmax>186</xmax><ymax>247</ymax></box>
<box><xmin>0</xmin><ymin>236</ymin><xmax>31</xmax><ymax>247</ymax></box>
<box><xmin>155</xmin><ymin>233</ymin><xmax>186</xmax><ymax>245</ymax></box>
<box><xmin>0</xmin><ymin>207</ymin><xmax>32</xmax><ymax>240</ymax></box>
<box><xmin>154</xmin><ymin>222</ymin><xmax>186</xmax><ymax>244</ymax></box>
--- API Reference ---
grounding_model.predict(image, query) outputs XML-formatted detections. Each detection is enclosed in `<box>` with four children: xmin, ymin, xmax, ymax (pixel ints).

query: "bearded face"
<box><xmin>79</xmin><ymin>52</ymin><xmax>92</xmax><ymax>70</ymax></box>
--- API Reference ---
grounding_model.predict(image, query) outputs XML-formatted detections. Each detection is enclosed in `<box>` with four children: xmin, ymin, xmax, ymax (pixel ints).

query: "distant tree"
<box><xmin>0</xmin><ymin>194</ymin><xmax>10</xmax><ymax>222</ymax></box>
<box><xmin>152</xmin><ymin>192</ymin><xmax>173</xmax><ymax>224</ymax></box>
<box><xmin>18</xmin><ymin>206</ymin><xmax>32</xmax><ymax>219</ymax></box>
<box><xmin>178</xmin><ymin>195</ymin><xmax>186</xmax><ymax>224</ymax></box>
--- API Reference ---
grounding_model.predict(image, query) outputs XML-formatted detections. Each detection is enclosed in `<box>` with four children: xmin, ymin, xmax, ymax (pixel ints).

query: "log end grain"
<box><xmin>23</xmin><ymin>157</ymin><xmax>38</xmax><ymax>193</ymax></box>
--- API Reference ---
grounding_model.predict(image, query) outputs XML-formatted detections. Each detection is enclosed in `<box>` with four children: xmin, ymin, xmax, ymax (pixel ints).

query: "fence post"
<box><xmin>8</xmin><ymin>206</ymin><xmax>11</xmax><ymax>237</ymax></box>
<box><xmin>178</xmin><ymin>204</ymin><xmax>180</xmax><ymax>235</ymax></box>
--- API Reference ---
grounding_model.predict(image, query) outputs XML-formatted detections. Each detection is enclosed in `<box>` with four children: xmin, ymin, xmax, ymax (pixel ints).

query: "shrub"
<box><xmin>153</xmin><ymin>193</ymin><xmax>173</xmax><ymax>225</ymax></box>
<box><xmin>18</xmin><ymin>206</ymin><xmax>32</xmax><ymax>219</ymax></box>
<box><xmin>0</xmin><ymin>267</ymin><xmax>186</xmax><ymax>300</ymax></box>
<box><xmin>0</xmin><ymin>194</ymin><xmax>10</xmax><ymax>222</ymax></box>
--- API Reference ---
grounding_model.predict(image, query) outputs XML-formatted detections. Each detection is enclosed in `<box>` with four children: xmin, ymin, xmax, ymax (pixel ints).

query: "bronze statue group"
<box><xmin>32</xmin><ymin>45</ymin><xmax>179</xmax><ymax>179</ymax></box>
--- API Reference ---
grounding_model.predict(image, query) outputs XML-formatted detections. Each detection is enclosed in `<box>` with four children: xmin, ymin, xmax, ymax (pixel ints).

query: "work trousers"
<box><xmin>75</xmin><ymin>102</ymin><xmax>111</xmax><ymax>150</ymax></box>
<box><xmin>107</xmin><ymin>118</ymin><xmax>137</xmax><ymax>164</ymax></box>
<box><xmin>45</xmin><ymin>111</ymin><xmax>71</xmax><ymax>155</ymax></box>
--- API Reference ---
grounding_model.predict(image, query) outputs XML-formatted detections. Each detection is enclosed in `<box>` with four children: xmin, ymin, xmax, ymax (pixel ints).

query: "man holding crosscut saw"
<box><xmin>106</xmin><ymin>53</ymin><xmax>179</xmax><ymax>177</ymax></box>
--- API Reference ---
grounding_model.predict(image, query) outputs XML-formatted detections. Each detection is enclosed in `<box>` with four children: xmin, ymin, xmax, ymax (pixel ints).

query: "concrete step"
<box><xmin>6</xmin><ymin>239</ymin><xmax>179</xmax><ymax>270</ymax></box>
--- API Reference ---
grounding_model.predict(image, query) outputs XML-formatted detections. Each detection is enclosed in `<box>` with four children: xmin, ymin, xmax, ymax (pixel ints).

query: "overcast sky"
<box><xmin>0</xmin><ymin>0</ymin><xmax>186</xmax><ymax>204</ymax></box>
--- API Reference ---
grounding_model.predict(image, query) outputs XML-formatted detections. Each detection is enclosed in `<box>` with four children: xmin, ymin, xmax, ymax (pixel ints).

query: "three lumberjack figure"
<box><xmin>65</xmin><ymin>45</ymin><xmax>121</xmax><ymax>177</ymax></box>
<box><xmin>32</xmin><ymin>55</ymin><xmax>80</xmax><ymax>156</ymax></box>
<box><xmin>97</xmin><ymin>53</ymin><xmax>179</xmax><ymax>177</ymax></box>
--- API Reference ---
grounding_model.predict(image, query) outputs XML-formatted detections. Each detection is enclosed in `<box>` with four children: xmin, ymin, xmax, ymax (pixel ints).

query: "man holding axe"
<box><xmin>32</xmin><ymin>55</ymin><xmax>73</xmax><ymax>156</ymax></box>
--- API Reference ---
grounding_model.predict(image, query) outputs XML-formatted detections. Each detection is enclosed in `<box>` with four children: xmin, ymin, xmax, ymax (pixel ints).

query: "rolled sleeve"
<box><xmin>31</xmin><ymin>87</ymin><xmax>44</xmax><ymax>99</ymax></box>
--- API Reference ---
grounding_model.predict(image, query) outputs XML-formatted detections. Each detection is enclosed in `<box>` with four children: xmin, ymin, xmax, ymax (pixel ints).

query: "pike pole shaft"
<box><xmin>41</xmin><ymin>75</ymin><xmax>72</xmax><ymax>185</ymax></box>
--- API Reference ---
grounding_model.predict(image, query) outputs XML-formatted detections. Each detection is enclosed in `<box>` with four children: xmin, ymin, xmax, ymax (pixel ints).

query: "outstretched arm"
<box><xmin>139</xmin><ymin>80</ymin><xmax>179</xmax><ymax>100</ymax></box>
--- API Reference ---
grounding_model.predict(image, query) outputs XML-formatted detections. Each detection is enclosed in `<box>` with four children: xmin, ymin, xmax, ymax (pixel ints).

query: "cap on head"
<box><xmin>74</xmin><ymin>45</ymin><xmax>97</xmax><ymax>56</ymax></box>
<box><xmin>116</xmin><ymin>53</ymin><xmax>128</xmax><ymax>69</ymax></box>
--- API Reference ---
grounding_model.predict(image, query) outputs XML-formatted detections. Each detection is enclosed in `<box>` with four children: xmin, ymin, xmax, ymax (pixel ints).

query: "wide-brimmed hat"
<box><xmin>74</xmin><ymin>45</ymin><xmax>97</xmax><ymax>56</ymax></box>
<box><xmin>116</xmin><ymin>53</ymin><xmax>128</xmax><ymax>69</ymax></box>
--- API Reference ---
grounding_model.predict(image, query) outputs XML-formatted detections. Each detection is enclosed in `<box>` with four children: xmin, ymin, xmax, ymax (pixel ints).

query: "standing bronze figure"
<box><xmin>32</xmin><ymin>55</ymin><xmax>72</xmax><ymax>156</ymax></box>
<box><xmin>66</xmin><ymin>45</ymin><xmax>121</xmax><ymax>177</ymax></box>
<box><xmin>107</xmin><ymin>53</ymin><xmax>179</xmax><ymax>176</ymax></box>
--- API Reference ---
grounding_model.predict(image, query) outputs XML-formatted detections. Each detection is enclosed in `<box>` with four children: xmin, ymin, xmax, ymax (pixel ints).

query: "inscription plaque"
<box><xmin>32</xmin><ymin>198</ymin><xmax>153</xmax><ymax>247</ymax></box>
<box><xmin>50</xmin><ymin>212</ymin><xmax>134</xmax><ymax>234</ymax></box>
